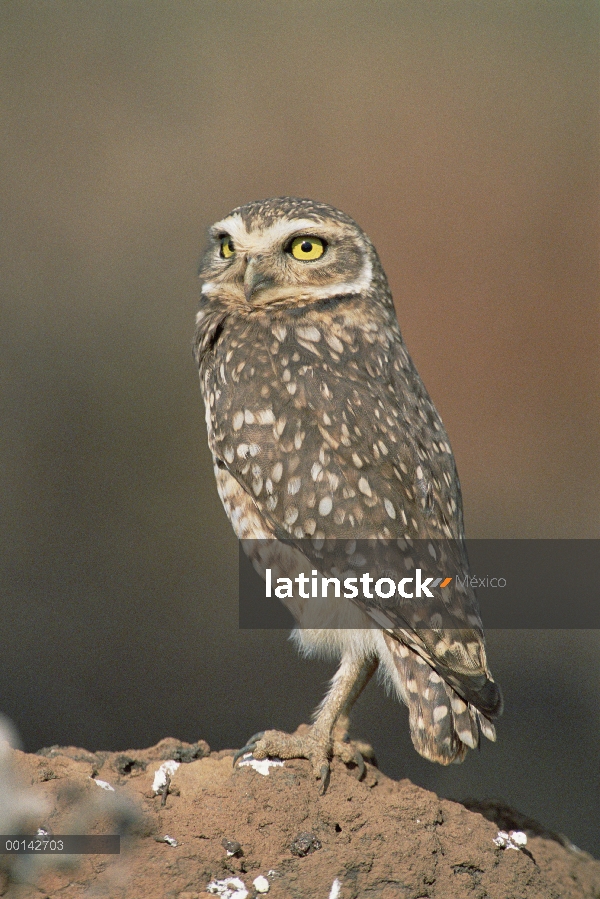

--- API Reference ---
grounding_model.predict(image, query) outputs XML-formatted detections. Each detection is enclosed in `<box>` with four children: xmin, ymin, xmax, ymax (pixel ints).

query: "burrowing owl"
<box><xmin>194</xmin><ymin>197</ymin><xmax>501</xmax><ymax>789</ymax></box>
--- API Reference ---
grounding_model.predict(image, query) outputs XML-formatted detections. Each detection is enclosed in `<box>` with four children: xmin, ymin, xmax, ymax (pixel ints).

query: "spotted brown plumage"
<box><xmin>194</xmin><ymin>197</ymin><xmax>501</xmax><ymax>783</ymax></box>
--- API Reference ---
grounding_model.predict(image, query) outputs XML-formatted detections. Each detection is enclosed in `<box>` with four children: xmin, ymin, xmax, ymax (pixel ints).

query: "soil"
<box><xmin>2</xmin><ymin>728</ymin><xmax>599</xmax><ymax>899</ymax></box>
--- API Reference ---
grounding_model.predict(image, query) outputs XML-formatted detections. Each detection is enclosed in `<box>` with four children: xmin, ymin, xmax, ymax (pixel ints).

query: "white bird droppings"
<box><xmin>328</xmin><ymin>878</ymin><xmax>342</xmax><ymax>899</ymax></box>
<box><xmin>206</xmin><ymin>876</ymin><xmax>249</xmax><ymax>898</ymax></box>
<box><xmin>253</xmin><ymin>874</ymin><xmax>270</xmax><ymax>893</ymax></box>
<box><xmin>493</xmin><ymin>830</ymin><xmax>528</xmax><ymax>850</ymax></box>
<box><xmin>237</xmin><ymin>754</ymin><xmax>284</xmax><ymax>776</ymax></box>
<box><xmin>152</xmin><ymin>760</ymin><xmax>180</xmax><ymax>793</ymax></box>
<box><xmin>91</xmin><ymin>778</ymin><xmax>115</xmax><ymax>792</ymax></box>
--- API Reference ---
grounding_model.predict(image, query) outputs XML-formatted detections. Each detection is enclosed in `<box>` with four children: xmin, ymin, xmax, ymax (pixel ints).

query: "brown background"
<box><xmin>1</xmin><ymin>2</ymin><xmax>598</xmax><ymax>854</ymax></box>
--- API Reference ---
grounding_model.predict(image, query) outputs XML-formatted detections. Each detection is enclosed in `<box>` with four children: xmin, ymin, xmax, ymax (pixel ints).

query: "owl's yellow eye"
<box><xmin>220</xmin><ymin>236</ymin><xmax>235</xmax><ymax>258</ymax></box>
<box><xmin>289</xmin><ymin>236</ymin><xmax>326</xmax><ymax>261</ymax></box>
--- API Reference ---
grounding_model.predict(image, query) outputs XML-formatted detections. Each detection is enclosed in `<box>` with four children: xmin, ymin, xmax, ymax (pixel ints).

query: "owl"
<box><xmin>194</xmin><ymin>197</ymin><xmax>502</xmax><ymax>790</ymax></box>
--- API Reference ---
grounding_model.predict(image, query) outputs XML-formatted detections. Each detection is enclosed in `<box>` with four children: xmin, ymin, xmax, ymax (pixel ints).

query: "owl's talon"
<box><xmin>331</xmin><ymin>736</ymin><xmax>373</xmax><ymax>780</ymax></box>
<box><xmin>232</xmin><ymin>732</ymin><xmax>265</xmax><ymax>767</ymax></box>
<box><xmin>319</xmin><ymin>763</ymin><xmax>331</xmax><ymax>794</ymax></box>
<box><xmin>232</xmin><ymin>747</ymin><xmax>251</xmax><ymax>767</ymax></box>
<box><xmin>354</xmin><ymin>750</ymin><xmax>365</xmax><ymax>781</ymax></box>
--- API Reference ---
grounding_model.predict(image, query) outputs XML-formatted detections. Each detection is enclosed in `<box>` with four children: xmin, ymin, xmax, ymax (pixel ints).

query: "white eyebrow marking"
<box><xmin>211</xmin><ymin>212</ymin><xmax>245</xmax><ymax>238</ymax></box>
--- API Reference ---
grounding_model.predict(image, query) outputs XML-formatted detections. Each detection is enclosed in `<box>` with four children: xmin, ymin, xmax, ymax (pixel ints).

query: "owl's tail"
<box><xmin>383</xmin><ymin>633</ymin><xmax>498</xmax><ymax>765</ymax></box>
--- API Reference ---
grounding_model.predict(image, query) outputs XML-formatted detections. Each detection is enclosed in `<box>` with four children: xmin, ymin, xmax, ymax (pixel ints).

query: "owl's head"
<box><xmin>198</xmin><ymin>197</ymin><xmax>388</xmax><ymax>308</ymax></box>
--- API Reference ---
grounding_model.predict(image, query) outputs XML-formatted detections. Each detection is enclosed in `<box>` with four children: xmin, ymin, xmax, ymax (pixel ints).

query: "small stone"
<box><xmin>253</xmin><ymin>875</ymin><xmax>269</xmax><ymax>893</ymax></box>
<box><xmin>290</xmin><ymin>832</ymin><xmax>322</xmax><ymax>857</ymax></box>
<box><xmin>510</xmin><ymin>830</ymin><xmax>528</xmax><ymax>847</ymax></box>
<box><xmin>222</xmin><ymin>838</ymin><xmax>243</xmax><ymax>857</ymax></box>
<box><xmin>161</xmin><ymin>740</ymin><xmax>210</xmax><ymax>762</ymax></box>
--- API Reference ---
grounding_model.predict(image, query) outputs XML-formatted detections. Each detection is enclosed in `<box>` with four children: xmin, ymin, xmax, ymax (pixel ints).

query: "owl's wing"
<box><xmin>207</xmin><ymin>319</ymin><xmax>500</xmax><ymax>718</ymax></box>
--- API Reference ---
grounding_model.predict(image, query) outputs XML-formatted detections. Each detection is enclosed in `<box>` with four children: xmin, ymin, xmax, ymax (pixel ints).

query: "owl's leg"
<box><xmin>331</xmin><ymin>656</ymin><xmax>379</xmax><ymax>776</ymax></box>
<box><xmin>234</xmin><ymin>653</ymin><xmax>377</xmax><ymax>792</ymax></box>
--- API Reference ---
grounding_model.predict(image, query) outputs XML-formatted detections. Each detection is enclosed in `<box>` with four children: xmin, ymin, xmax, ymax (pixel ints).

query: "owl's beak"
<box><xmin>243</xmin><ymin>256</ymin><xmax>275</xmax><ymax>303</ymax></box>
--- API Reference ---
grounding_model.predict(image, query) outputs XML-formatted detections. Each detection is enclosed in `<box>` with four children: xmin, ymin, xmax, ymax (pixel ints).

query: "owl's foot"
<box><xmin>233</xmin><ymin>725</ymin><xmax>372</xmax><ymax>793</ymax></box>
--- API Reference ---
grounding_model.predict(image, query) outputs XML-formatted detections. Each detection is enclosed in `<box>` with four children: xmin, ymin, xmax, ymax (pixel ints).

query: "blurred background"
<box><xmin>1</xmin><ymin>1</ymin><xmax>599</xmax><ymax>854</ymax></box>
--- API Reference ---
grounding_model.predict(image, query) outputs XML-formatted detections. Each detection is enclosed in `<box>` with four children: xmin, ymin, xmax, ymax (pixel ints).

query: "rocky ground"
<box><xmin>1</xmin><ymin>728</ymin><xmax>599</xmax><ymax>898</ymax></box>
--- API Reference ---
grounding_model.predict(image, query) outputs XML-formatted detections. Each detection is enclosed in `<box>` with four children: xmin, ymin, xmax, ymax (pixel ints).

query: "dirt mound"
<box><xmin>2</xmin><ymin>731</ymin><xmax>598</xmax><ymax>898</ymax></box>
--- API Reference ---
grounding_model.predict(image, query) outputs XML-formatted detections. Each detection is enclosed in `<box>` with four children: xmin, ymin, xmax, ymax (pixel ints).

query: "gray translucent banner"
<box><xmin>239</xmin><ymin>539</ymin><xmax>600</xmax><ymax>629</ymax></box>
<box><xmin>0</xmin><ymin>835</ymin><xmax>120</xmax><ymax>854</ymax></box>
